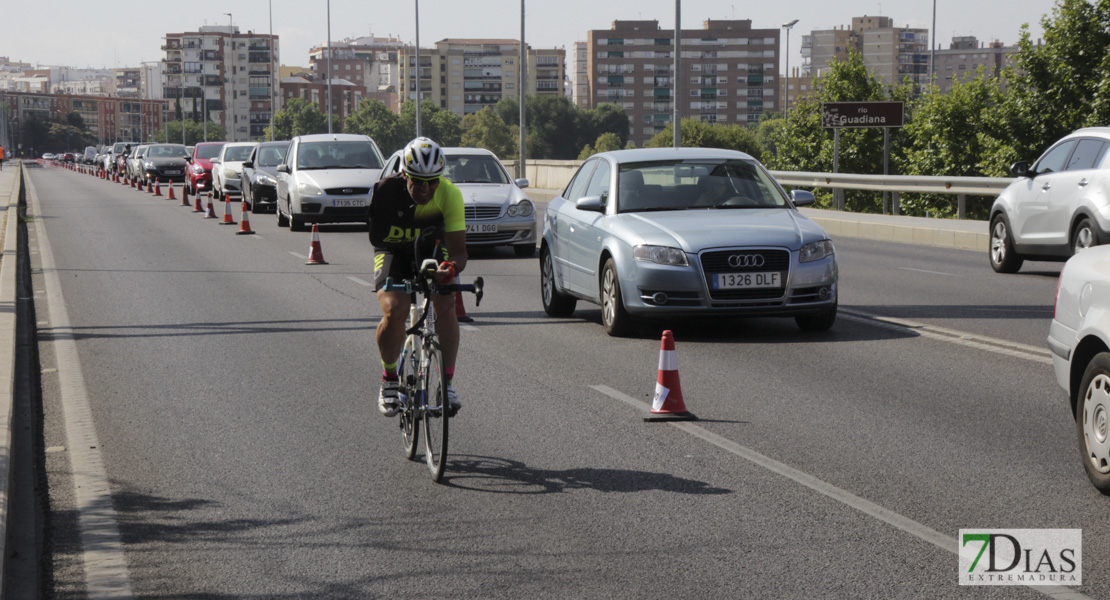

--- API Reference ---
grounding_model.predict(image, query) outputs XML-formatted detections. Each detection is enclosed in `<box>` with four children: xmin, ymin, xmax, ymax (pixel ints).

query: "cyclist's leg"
<box><xmin>374</xmin><ymin>248</ymin><xmax>413</xmax><ymax>415</ymax></box>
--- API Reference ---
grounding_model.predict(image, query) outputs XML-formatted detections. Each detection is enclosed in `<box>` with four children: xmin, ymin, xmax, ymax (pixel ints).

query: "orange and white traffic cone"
<box><xmin>305</xmin><ymin>224</ymin><xmax>328</xmax><ymax>265</ymax></box>
<box><xmin>204</xmin><ymin>194</ymin><xmax>218</xmax><ymax>219</ymax></box>
<box><xmin>192</xmin><ymin>189</ymin><xmax>204</xmax><ymax>212</ymax></box>
<box><xmin>220</xmin><ymin>197</ymin><xmax>236</xmax><ymax>225</ymax></box>
<box><xmin>146</xmin><ymin>179</ymin><xmax>153</xmax><ymax>193</ymax></box>
<box><xmin>167</xmin><ymin>182</ymin><xmax>176</xmax><ymax>201</ymax></box>
<box><xmin>454</xmin><ymin>276</ymin><xmax>473</xmax><ymax>322</ymax></box>
<box><xmin>237</xmin><ymin>201</ymin><xmax>255</xmax><ymax>235</ymax></box>
<box><xmin>153</xmin><ymin>178</ymin><xmax>162</xmax><ymax>197</ymax></box>
<box><xmin>644</xmin><ymin>330</ymin><xmax>697</xmax><ymax>422</ymax></box>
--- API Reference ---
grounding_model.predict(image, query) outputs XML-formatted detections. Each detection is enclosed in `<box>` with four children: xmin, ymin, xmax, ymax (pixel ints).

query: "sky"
<box><xmin>4</xmin><ymin>0</ymin><xmax>1061</xmax><ymax>76</ymax></box>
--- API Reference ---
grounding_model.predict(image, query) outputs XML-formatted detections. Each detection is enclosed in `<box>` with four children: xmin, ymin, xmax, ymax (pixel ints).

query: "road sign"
<box><xmin>821</xmin><ymin>102</ymin><xmax>904</xmax><ymax>128</ymax></box>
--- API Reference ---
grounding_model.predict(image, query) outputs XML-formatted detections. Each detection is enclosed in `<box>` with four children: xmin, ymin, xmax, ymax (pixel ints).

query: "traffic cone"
<box><xmin>146</xmin><ymin>179</ymin><xmax>153</xmax><ymax>193</ymax></box>
<box><xmin>237</xmin><ymin>201</ymin><xmax>255</xmax><ymax>235</ymax></box>
<box><xmin>153</xmin><ymin>178</ymin><xmax>162</xmax><ymax>197</ymax></box>
<box><xmin>192</xmin><ymin>189</ymin><xmax>203</xmax><ymax>212</ymax></box>
<box><xmin>454</xmin><ymin>276</ymin><xmax>473</xmax><ymax>322</ymax></box>
<box><xmin>644</xmin><ymin>330</ymin><xmax>697</xmax><ymax>422</ymax></box>
<box><xmin>167</xmin><ymin>182</ymin><xmax>176</xmax><ymax>200</ymax></box>
<box><xmin>305</xmin><ymin>224</ymin><xmax>328</xmax><ymax>265</ymax></box>
<box><xmin>220</xmin><ymin>197</ymin><xmax>236</xmax><ymax>225</ymax></box>
<box><xmin>180</xmin><ymin>184</ymin><xmax>190</xmax><ymax>207</ymax></box>
<box><xmin>204</xmin><ymin>194</ymin><xmax>218</xmax><ymax>219</ymax></box>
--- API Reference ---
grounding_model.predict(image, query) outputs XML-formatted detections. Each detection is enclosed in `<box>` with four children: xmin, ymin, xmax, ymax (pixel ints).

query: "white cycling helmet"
<box><xmin>401</xmin><ymin>137</ymin><xmax>446</xmax><ymax>178</ymax></box>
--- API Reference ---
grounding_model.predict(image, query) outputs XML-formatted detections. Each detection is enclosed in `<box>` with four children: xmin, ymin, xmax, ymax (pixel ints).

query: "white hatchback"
<box><xmin>211</xmin><ymin>142</ymin><xmax>257</xmax><ymax>200</ymax></box>
<box><xmin>275</xmin><ymin>133</ymin><xmax>385</xmax><ymax>231</ymax></box>
<box><xmin>1049</xmin><ymin>244</ymin><xmax>1110</xmax><ymax>495</ymax></box>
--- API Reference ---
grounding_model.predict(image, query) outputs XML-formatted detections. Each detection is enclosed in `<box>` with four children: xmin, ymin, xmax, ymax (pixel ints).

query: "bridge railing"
<box><xmin>504</xmin><ymin>159</ymin><xmax>1014</xmax><ymax>220</ymax></box>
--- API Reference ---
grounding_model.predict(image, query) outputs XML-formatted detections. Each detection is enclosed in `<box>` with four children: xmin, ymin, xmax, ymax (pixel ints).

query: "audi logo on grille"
<box><xmin>728</xmin><ymin>254</ymin><xmax>765</xmax><ymax>268</ymax></box>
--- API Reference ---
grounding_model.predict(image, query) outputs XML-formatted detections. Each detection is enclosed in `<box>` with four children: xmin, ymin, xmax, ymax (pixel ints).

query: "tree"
<box><xmin>580</xmin><ymin>103</ymin><xmax>630</xmax><ymax>150</ymax></box>
<box><xmin>644</xmin><ymin>119</ymin><xmax>762</xmax><ymax>159</ymax></box>
<box><xmin>65</xmin><ymin>112</ymin><xmax>87</xmax><ymax>131</ymax></box>
<box><xmin>151</xmin><ymin>119</ymin><xmax>225</xmax><ymax>145</ymax></box>
<box><xmin>578</xmin><ymin>132</ymin><xmax>624</xmax><ymax>159</ymax></box>
<box><xmin>460</xmin><ymin>106</ymin><xmax>517</xmax><ymax>158</ymax></box>
<box><xmin>344</xmin><ymin>98</ymin><xmax>403</xmax><ymax>154</ymax></box>
<box><xmin>266</xmin><ymin>97</ymin><xmax>328</xmax><ymax>140</ymax></box>
<box><xmin>395</xmin><ymin>100</ymin><xmax>463</xmax><ymax>153</ymax></box>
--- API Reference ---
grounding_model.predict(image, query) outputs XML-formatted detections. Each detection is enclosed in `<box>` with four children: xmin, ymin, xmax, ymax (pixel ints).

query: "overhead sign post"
<box><xmin>822</xmin><ymin>101</ymin><xmax>904</xmax><ymax>213</ymax></box>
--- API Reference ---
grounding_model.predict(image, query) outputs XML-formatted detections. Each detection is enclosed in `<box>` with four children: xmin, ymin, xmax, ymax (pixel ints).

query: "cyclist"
<box><xmin>370</xmin><ymin>137</ymin><xmax>468</xmax><ymax>417</ymax></box>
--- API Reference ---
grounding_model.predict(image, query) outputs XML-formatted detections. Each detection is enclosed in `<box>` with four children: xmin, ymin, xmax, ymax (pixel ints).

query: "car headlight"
<box><xmin>143</xmin><ymin>161</ymin><xmax>154</xmax><ymax>169</ymax></box>
<box><xmin>799</xmin><ymin>239</ymin><xmax>835</xmax><ymax>263</ymax></box>
<box><xmin>223</xmin><ymin>167</ymin><xmax>239</xmax><ymax>178</ymax></box>
<box><xmin>507</xmin><ymin>199</ymin><xmax>534</xmax><ymax>218</ymax></box>
<box><xmin>634</xmin><ymin>245</ymin><xmax>689</xmax><ymax>266</ymax></box>
<box><xmin>297</xmin><ymin>181</ymin><xmax>323</xmax><ymax>196</ymax></box>
<box><xmin>258</xmin><ymin>175</ymin><xmax>276</xmax><ymax>186</ymax></box>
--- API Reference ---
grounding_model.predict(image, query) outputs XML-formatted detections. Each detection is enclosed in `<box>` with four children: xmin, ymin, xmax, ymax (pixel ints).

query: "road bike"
<box><xmin>383</xmin><ymin>260</ymin><xmax>483</xmax><ymax>482</ymax></box>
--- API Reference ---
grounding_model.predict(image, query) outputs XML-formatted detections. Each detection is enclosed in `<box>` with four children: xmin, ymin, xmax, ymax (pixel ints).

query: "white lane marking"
<box><xmin>347</xmin><ymin>276</ymin><xmax>373</xmax><ymax>287</ymax></box>
<box><xmin>26</xmin><ymin>175</ymin><xmax>135</xmax><ymax>597</ymax></box>
<box><xmin>898</xmin><ymin>266</ymin><xmax>959</xmax><ymax>276</ymax></box>
<box><xmin>589</xmin><ymin>384</ymin><xmax>1091</xmax><ymax>600</ymax></box>
<box><xmin>290</xmin><ymin>252</ymin><xmax>308</xmax><ymax>260</ymax></box>
<box><xmin>840</xmin><ymin>309</ymin><xmax>1053</xmax><ymax>365</ymax></box>
<box><xmin>460</xmin><ymin>324</ymin><xmax>479</xmax><ymax>332</ymax></box>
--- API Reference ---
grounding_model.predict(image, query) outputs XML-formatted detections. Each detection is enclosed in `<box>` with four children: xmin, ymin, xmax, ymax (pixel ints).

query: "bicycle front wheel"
<box><xmin>399</xmin><ymin>335</ymin><xmax>418</xmax><ymax>460</ymax></box>
<box><xmin>421</xmin><ymin>337</ymin><xmax>448</xmax><ymax>482</ymax></box>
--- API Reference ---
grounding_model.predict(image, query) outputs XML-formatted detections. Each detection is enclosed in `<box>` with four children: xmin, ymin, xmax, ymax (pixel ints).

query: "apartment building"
<box><xmin>933</xmin><ymin>36</ymin><xmax>1016</xmax><ymax>94</ymax></box>
<box><xmin>572</xmin><ymin>41</ymin><xmax>590</xmax><ymax>109</ymax></box>
<box><xmin>280</xmin><ymin>75</ymin><xmax>361</xmax><ymax>129</ymax></box>
<box><xmin>309</xmin><ymin>36</ymin><xmax>404</xmax><ymax>111</ymax></box>
<box><xmin>397</xmin><ymin>39</ymin><xmax>565</xmax><ymax>117</ymax></box>
<box><xmin>1</xmin><ymin>91</ymin><xmax>166</xmax><ymax>148</ymax></box>
<box><xmin>113</xmin><ymin>69</ymin><xmax>142</xmax><ymax>98</ymax></box>
<box><xmin>801</xmin><ymin>16</ymin><xmax>929</xmax><ymax>91</ymax></box>
<box><xmin>587</xmin><ymin>19</ymin><xmax>779</xmax><ymax>147</ymax></box>
<box><xmin>162</xmin><ymin>25</ymin><xmax>280</xmax><ymax>141</ymax></box>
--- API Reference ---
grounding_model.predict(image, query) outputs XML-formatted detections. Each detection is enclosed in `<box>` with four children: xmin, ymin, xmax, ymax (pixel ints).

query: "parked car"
<box><xmin>990</xmin><ymin>127</ymin><xmax>1110</xmax><ymax>273</ymax></box>
<box><xmin>140</xmin><ymin>143</ymin><xmax>191</xmax><ymax>183</ymax></box>
<box><xmin>1049</xmin><ymin>244</ymin><xmax>1110</xmax><ymax>495</ymax></box>
<box><xmin>186</xmin><ymin>142</ymin><xmax>225</xmax><ymax>196</ymax></box>
<box><xmin>241</xmin><ymin>140</ymin><xmax>289</xmax><ymax>213</ymax></box>
<box><xmin>540</xmin><ymin>148</ymin><xmax>838</xmax><ymax>336</ymax></box>
<box><xmin>82</xmin><ymin>146</ymin><xmax>98</xmax><ymax>165</ymax></box>
<box><xmin>211</xmin><ymin>142</ymin><xmax>256</xmax><ymax>200</ymax></box>
<box><xmin>126</xmin><ymin>145</ymin><xmax>150</xmax><ymax>181</ymax></box>
<box><xmin>275</xmin><ymin>133</ymin><xmax>385</xmax><ymax>231</ymax></box>
<box><xmin>378</xmin><ymin>147</ymin><xmax>537</xmax><ymax>256</ymax></box>
<box><xmin>42</xmin><ymin>153</ymin><xmax>55</xmax><ymax>160</ymax></box>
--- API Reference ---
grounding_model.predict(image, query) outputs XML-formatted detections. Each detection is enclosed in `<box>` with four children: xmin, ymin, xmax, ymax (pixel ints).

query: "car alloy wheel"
<box><xmin>600</xmin><ymin>259</ymin><xmax>631</xmax><ymax>336</ymax></box>
<box><xmin>1073</xmin><ymin>218</ymin><xmax>1099</xmax><ymax>255</ymax></box>
<box><xmin>540</xmin><ymin>247</ymin><xmax>576</xmax><ymax>317</ymax></box>
<box><xmin>989</xmin><ymin>215</ymin><xmax>1023</xmax><ymax>273</ymax></box>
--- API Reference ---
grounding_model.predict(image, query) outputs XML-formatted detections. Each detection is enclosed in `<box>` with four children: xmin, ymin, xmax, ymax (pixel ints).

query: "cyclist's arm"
<box><xmin>443</xmin><ymin>230</ymin><xmax>468</xmax><ymax>276</ymax></box>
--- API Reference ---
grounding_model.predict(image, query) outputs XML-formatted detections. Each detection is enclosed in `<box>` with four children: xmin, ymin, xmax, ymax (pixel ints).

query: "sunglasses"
<box><xmin>407</xmin><ymin>174</ymin><xmax>440</xmax><ymax>188</ymax></box>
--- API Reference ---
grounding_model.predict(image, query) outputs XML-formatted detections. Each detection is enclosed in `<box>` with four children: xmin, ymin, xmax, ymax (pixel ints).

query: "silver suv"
<box><xmin>275</xmin><ymin>133</ymin><xmax>384</xmax><ymax>231</ymax></box>
<box><xmin>989</xmin><ymin>127</ymin><xmax>1110</xmax><ymax>273</ymax></box>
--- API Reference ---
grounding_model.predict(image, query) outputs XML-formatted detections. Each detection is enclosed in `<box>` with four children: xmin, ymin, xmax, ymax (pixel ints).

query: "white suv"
<box><xmin>275</xmin><ymin>133</ymin><xmax>384</xmax><ymax>231</ymax></box>
<box><xmin>989</xmin><ymin>127</ymin><xmax>1110</xmax><ymax>273</ymax></box>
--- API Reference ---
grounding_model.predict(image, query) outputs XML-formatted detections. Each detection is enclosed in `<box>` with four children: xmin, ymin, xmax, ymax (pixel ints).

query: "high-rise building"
<box><xmin>933</xmin><ymin>36</ymin><xmax>1017</xmax><ymax>94</ymax></box>
<box><xmin>397</xmin><ymin>39</ymin><xmax>565</xmax><ymax>117</ymax></box>
<box><xmin>309</xmin><ymin>36</ymin><xmax>403</xmax><ymax>112</ymax></box>
<box><xmin>572</xmin><ymin>41</ymin><xmax>590</xmax><ymax>109</ymax></box>
<box><xmin>162</xmin><ymin>25</ymin><xmax>280</xmax><ymax>141</ymax></box>
<box><xmin>801</xmin><ymin>16</ymin><xmax>929</xmax><ymax>90</ymax></box>
<box><xmin>587</xmin><ymin>19</ymin><xmax>779</xmax><ymax>147</ymax></box>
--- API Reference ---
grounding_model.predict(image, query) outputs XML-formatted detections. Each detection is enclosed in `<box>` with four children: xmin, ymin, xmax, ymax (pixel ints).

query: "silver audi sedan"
<box><xmin>540</xmin><ymin>148</ymin><xmax>838</xmax><ymax>336</ymax></box>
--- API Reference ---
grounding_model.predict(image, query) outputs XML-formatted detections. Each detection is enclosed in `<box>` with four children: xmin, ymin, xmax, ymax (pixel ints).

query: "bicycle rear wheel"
<box><xmin>398</xmin><ymin>336</ymin><xmax>418</xmax><ymax>459</ymax></box>
<box><xmin>421</xmin><ymin>337</ymin><xmax>448</xmax><ymax>482</ymax></box>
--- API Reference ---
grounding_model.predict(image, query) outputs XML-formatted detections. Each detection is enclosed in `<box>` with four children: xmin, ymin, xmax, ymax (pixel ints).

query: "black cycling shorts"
<box><xmin>373</xmin><ymin>246</ymin><xmax>450</xmax><ymax>293</ymax></box>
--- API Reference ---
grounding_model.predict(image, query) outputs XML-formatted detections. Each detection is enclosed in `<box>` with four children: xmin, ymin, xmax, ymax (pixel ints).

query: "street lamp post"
<box><xmin>414</xmin><ymin>0</ymin><xmax>421</xmax><ymax>137</ymax></box>
<box><xmin>326</xmin><ymin>0</ymin><xmax>333</xmax><ymax>134</ymax></box>
<box><xmin>518</xmin><ymin>0</ymin><xmax>525</xmax><ymax>179</ymax></box>
<box><xmin>782</xmin><ymin>19</ymin><xmax>799</xmax><ymax>123</ymax></box>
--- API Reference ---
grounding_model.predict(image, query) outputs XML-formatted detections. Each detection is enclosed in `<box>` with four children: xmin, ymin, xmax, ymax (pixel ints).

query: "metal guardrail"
<box><xmin>769</xmin><ymin>171</ymin><xmax>1015</xmax><ymax>219</ymax></box>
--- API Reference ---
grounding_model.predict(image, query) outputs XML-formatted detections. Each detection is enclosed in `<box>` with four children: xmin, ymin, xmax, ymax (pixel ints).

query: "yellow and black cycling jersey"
<box><xmin>368</xmin><ymin>172</ymin><xmax>465</xmax><ymax>250</ymax></box>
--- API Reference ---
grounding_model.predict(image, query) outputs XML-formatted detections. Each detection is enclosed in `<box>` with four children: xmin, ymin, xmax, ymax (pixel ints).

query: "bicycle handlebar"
<box><xmin>381</xmin><ymin>275</ymin><xmax>484</xmax><ymax>307</ymax></box>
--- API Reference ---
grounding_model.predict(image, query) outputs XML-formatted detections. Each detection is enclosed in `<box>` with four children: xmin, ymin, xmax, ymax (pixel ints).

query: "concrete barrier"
<box><xmin>0</xmin><ymin>162</ymin><xmax>22</xmax><ymax>588</ymax></box>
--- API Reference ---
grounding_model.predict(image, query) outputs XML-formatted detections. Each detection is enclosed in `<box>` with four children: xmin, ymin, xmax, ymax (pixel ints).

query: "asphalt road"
<box><xmin>25</xmin><ymin>166</ymin><xmax>1104</xmax><ymax>599</ymax></box>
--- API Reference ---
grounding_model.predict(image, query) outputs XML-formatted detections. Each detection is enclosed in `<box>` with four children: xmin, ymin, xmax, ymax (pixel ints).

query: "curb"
<box><xmin>0</xmin><ymin>162</ymin><xmax>23</xmax><ymax>588</ymax></box>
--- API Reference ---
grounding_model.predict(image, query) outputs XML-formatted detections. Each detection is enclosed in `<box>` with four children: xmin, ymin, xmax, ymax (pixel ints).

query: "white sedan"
<box><xmin>1049</xmin><ymin>244</ymin><xmax>1110</xmax><ymax>494</ymax></box>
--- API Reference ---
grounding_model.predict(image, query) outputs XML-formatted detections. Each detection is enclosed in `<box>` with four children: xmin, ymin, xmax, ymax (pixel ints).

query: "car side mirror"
<box><xmin>575</xmin><ymin>195</ymin><xmax>605</xmax><ymax>213</ymax></box>
<box><xmin>242</xmin><ymin>161</ymin><xmax>253</xmax><ymax>169</ymax></box>
<box><xmin>790</xmin><ymin>190</ymin><xmax>816</xmax><ymax>207</ymax></box>
<box><xmin>276</xmin><ymin>163</ymin><xmax>289</xmax><ymax>173</ymax></box>
<box><xmin>514</xmin><ymin>178</ymin><xmax>530</xmax><ymax>189</ymax></box>
<box><xmin>1010</xmin><ymin>161</ymin><xmax>1032</xmax><ymax>178</ymax></box>
<box><xmin>211</xmin><ymin>158</ymin><xmax>221</xmax><ymax>164</ymax></box>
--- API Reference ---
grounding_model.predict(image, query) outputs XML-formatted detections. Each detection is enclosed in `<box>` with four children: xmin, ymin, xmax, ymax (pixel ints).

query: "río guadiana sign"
<box><xmin>821</xmin><ymin>102</ymin><xmax>904</xmax><ymax>128</ymax></box>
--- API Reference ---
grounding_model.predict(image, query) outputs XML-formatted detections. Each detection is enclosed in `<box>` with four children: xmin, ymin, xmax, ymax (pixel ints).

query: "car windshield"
<box><xmin>196</xmin><ymin>145</ymin><xmax>223</xmax><ymax>159</ymax></box>
<box><xmin>112</xmin><ymin>143</ymin><xmax>129</xmax><ymax>153</ymax></box>
<box><xmin>445</xmin><ymin>154</ymin><xmax>510</xmax><ymax>184</ymax></box>
<box><xmin>258</xmin><ymin>145</ymin><xmax>288</xmax><ymax>167</ymax></box>
<box><xmin>616</xmin><ymin>159</ymin><xmax>789</xmax><ymax>213</ymax></box>
<box><xmin>296</xmin><ymin>141</ymin><xmax>382</xmax><ymax>170</ymax></box>
<box><xmin>147</xmin><ymin>144</ymin><xmax>189</xmax><ymax>158</ymax></box>
<box><xmin>224</xmin><ymin>145</ymin><xmax>254</xmax><ymax>162</ymax></box>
